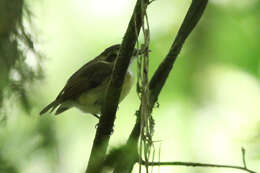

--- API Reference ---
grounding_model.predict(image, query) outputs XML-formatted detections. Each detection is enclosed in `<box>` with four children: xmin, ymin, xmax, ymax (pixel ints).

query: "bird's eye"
<box><xmin>106</xmin><ymin>53</ymin><xmax>117</xmax><ymax>62</ymax></box>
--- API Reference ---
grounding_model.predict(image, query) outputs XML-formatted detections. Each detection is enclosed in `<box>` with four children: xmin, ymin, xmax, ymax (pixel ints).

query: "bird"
<box><xmin>40</xmin><ymin>44</ymin><xmax>139</xmax><ymax>118</ymax></box>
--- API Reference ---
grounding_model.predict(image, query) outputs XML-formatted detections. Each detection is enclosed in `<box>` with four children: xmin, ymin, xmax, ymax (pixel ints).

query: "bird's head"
<box><xmin>98</xmin><ymin>44</ymin><xmax>142</xmax><ymax>63</ymax></box>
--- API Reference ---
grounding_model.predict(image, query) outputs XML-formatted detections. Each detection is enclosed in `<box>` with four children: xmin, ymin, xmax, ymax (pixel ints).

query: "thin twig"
<box><xmin>242</xmin><ymin>147</ymin><xmax>247</xmax><ymax>169</ymax></box>
<box><xmin>140</xmin><ymin>160</ymin><xmax>256</xmax><ymax>173</ymax></box>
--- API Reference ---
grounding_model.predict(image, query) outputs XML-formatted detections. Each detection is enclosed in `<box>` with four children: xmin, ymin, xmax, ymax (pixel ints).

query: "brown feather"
<box><xmin>39</xmin><ymin>101</ymin><xmax>58</xmax><ymax>115</ymax></box>
<box><xmin>56</xmin><ymin>61</ymin><xmax>113</xmax><ymax>102</ymax></box>
<box><xmin>40</xmin><ymin>44</ymin><xmax>121</xmax><ymax>115</ymax></box>
<box><xmin>55</xmin><ymin>106</ymin><xmax>70</xmax><ymax>115</ymax></box>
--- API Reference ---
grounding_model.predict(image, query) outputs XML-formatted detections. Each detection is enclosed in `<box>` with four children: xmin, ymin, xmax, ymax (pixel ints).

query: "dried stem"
<box><xmin>113</xmin><ymin>0</ymin><xmax>209</xmax><ymax>172</ymax></box>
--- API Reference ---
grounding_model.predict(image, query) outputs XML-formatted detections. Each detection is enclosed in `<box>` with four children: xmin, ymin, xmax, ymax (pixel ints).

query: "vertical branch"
<box><xmin>124</xmin><ymin>0</ymin><xmax>209</xmax><ymax>171</ymax></box>
<box><xmin>112</xmin><ymin>1</ymin><xmax>152</xmax><ymax>172</ymax></box>
<box><xmin>85</xmin><ymin>0</ymin><xmax>148</xmax><ymax>172</ymax></box>
<box><xmin>149</xmin><ymin>0</ymin><xmax>208</xmax><ymax>105</ymax></box>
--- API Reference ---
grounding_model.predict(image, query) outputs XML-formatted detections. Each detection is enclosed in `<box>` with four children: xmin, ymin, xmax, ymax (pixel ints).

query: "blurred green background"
<box><xmin>1</xmin><ymin>0</ymin><xmax>260</xmax><ymax>172</ymax></box>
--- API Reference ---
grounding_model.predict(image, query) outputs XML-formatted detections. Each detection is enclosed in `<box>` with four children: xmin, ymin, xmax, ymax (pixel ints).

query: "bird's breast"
<box><xmin>120</xmin><ymin>70</ymin><xmax>134</xmax><ymax>102</ymax></box>
<box><xmin>76</xmin><ymin>70</ymin><xmax>134</xmax><ymax>114</ymax></box>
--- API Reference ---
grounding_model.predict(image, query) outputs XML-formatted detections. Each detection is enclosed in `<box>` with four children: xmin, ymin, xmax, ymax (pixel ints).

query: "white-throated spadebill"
<box><xmin>40</xmin><ymin>44</ymin><xmax>140</xmax><ymax>118</ymax></box>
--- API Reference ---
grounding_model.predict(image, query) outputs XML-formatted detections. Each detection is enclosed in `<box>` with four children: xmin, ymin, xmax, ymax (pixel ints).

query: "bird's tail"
<box><xmin>39</xmin><ymin>101</ymin><xmax>59</xmax><ymax>115</ymax></box>
<box><xmin>55</xmin><ymin>106</ymin><xmax>70</xmax><ymax>115</ymax></box>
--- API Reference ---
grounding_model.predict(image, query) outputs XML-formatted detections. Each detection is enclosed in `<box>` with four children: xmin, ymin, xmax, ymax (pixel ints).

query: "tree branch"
<box><xmin>131</xmin><ymin>0</ymin><xmax>209</xmax><ymax>144</ymax></box>
<box><xmin>140</xmin><ymin>160</ymin><xmax>256</xmax><ymax>173</ymax></box>
<box><xmin>149</xmin><ymin>0</ymin><xmax>208</xmax><ymax>106</ymax></box>
<box><xmin>112</xmin><ymin>0</ymin><xmax>209</xmax><ymax>172</ymax></box>
<box><xmin>85</xmin><ymin>0</ymin><xmax>148</xmax><ymax>172</ymax></box>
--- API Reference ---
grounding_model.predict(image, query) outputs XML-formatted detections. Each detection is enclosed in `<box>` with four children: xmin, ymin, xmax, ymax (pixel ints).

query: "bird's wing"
<box><xmin>56</xmin><ymin>61</ymin><xmax>113</xmax><ymax>102</ymax></box>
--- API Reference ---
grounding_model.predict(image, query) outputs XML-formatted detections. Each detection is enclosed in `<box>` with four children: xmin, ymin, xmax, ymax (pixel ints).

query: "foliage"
<box><xmin>0</xmin><ymin>0</ymin><xmax>43</xmax><ymax>114</ymax></box>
